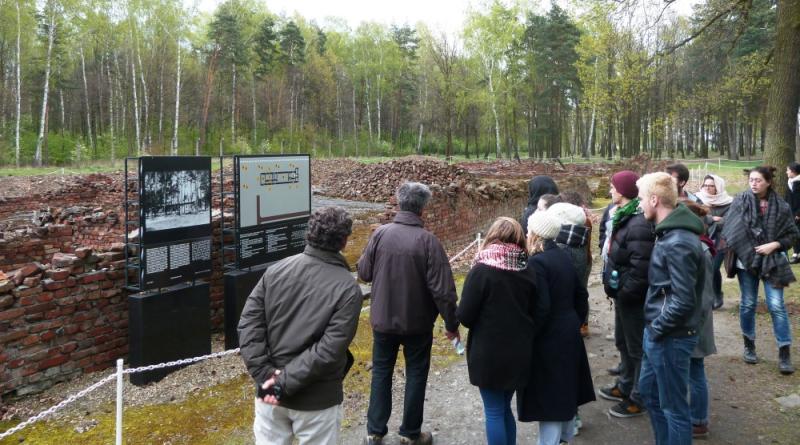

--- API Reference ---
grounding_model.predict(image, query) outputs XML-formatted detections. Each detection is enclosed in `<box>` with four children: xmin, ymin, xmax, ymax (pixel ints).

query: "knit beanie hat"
<box><xmin>527</xmin><ymin>211</ymin><xmax>561</xmax><ymax>240</ymax></box>
<box><xmin>547</xmin><ymin>202</ymin><xmax>586</xmax><ymax>226</ymax></box>
<box><xmin>611</xmin><ymin>170</ymin><xmax>640</xmax><ymax>199</ymax></box>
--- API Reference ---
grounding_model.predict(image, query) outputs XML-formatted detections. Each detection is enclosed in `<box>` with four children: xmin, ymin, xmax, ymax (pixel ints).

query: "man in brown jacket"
<box><xmin>238</xmin><ymin>207</ymin><xmax>362</xmax><ymax>445</ymax></box>
<box><xmin>358</xmin><ymin>182</ymin><xmax>460</xmax><ymax>445</ymax></box>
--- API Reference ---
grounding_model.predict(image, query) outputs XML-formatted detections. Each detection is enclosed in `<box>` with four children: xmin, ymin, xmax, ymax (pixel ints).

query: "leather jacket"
<box><xmin>644</xmin><ymin>204</ymin><xmax>706</xmax><ymax>341</ymax></box>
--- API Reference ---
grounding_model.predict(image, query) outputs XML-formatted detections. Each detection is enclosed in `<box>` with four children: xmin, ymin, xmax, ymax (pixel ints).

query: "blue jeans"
<box><xmin>639</xmin><ymin>328</ymin><xmax>698</xmax><ymax>445</ymax></box>
<box><xmin>737</xmin><ymin>269</ymin><xmax>793</xmax><ymax>347</ymax></box>
<box><xmin>689</xmin><ymin>357</ymin><xmax>708</xmax><ymax>426</ymax></box>
<box><xmin>367</xmin><ymin>331</ymin><xmax>433</xmax><ymax>439</ymax></box>
<box><xmin>478</xmin><ymin>388</ymin><xmax>515</xmax><ymax>445</ymax></box>
<box><xmin>537</xmin><ymin>421</ymin><xmax>574</xmax><ymax>445</ymax></box>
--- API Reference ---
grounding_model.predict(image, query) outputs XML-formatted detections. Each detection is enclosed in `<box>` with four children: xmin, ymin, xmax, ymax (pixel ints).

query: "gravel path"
<box><xmin>338</xmin><ymin>284</ymin><xmax>800</xmax><ymax>445</ymax></box>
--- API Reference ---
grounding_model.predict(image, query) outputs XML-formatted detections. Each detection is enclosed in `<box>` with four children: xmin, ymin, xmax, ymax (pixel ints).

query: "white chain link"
<box><xmin>0</xmin><ymin>373</ymin><xmax>116</xmax><ymax>440</ymax></box>
<box><xmin>123</xmin><ymin>348</ymin><xmax>241</xmax><ymax>375</ymax></box>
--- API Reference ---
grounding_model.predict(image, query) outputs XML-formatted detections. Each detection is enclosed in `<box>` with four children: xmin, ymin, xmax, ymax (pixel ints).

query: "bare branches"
<box><xmin>652</xmin><ymin>0</ymin><xmax>751</xmax><ymax>60</ymax></box>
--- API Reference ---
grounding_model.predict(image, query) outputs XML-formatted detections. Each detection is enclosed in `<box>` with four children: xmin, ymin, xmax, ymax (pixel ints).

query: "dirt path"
<box><xmin>339</xmin><ymin>285</ymin><xmax>800</xmax><ymax>444</ymax></box>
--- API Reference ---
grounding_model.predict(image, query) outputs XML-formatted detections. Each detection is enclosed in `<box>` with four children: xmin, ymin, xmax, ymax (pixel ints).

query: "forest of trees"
<box><xmin>0</xmin><ymin>0</ymin><xmax>797</xmax><ymax>168</ymax></box>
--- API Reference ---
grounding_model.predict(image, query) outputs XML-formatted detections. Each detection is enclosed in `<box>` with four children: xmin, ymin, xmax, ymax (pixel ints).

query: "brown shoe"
<box><xmin>692</xmin><ymin>424</ymin><xmax>709</xmax><ymax>439</ymax></box>
<box><xmin>580</xmin><ymin>323</ymin><xmax>589</xmax><ymax>337</ymax></box>
<box><xmin>399</xmin><ymin>432</ymin><xmax>433</xmax><ymax>445</ymax></box>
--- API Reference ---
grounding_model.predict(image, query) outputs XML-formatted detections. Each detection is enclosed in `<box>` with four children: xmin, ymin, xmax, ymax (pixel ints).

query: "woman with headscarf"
<box><xmin>696</xmin><ymin>174</ymin><xmax>733</xmax><ymax>309</ymax></box>
<box><xmin>722</xmin><ymin>166</ymin><xmax>799</xmax><ymax>375</ymax></box>
<box><xmin>520</xmin><ymin>176</ymin><xmax>559</xmax><ymax>235</ymax></box>
<box><xmin>457</xmin><ymin>217</ymin><xmax>543</xmax><ymax>445</ymax></box>
<box><xmin>517</xmin><ymin>211</ymin><xmax>594</xmax><ymax>445</ymax></box>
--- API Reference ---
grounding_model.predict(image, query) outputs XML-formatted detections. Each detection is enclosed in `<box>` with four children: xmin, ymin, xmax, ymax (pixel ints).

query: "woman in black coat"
<box><xmin>520</xmin><ymin>176</ymin><xmax>559</xmax><ymax>234</ymax></box>
<box><xmin>518</xmin><ymin>211</ymin><xmax>595</xmax><ymax>445</ymax></box>
<box><xmin>457</xmin><ymin>217</ymin><xmax>544</xmax><ymax>445</ymax></box>
<box><xmin>785</xmin><ymin>162</ymin><xmax>800</xmax><ymax>262</ymax></box>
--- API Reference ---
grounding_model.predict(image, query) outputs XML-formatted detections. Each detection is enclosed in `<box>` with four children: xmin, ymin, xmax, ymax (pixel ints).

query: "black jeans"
<box><xmin>367</xmin><ymin>331</ymin><xmax>433</xmax><ymax>439</ymax></box>
<box><xmin>712</xmin><ymin>248</ymin><xmax>725</xmax><ymax>299</ymax></box>
<box><xmin>615</xmin><ymin>302</ymin><xmax>645</xmax><ymax>403</ymax></box>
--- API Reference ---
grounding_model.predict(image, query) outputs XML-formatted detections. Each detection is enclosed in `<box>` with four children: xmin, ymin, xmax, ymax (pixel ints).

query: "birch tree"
<box><xmin>34</xmin><ymin>0</ymin><xmax>58</xmax><ymax>166</ymax></box>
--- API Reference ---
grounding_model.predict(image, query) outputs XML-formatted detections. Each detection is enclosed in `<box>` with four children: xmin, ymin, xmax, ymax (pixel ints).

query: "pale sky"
<box><xmin>194</xmin><ymin>0</ymin><xmax>699</xmax><ymax>35</ymax></box>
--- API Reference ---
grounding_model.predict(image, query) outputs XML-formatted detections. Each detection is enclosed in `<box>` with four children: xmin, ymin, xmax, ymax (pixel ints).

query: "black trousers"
<box><xmin>367</xmin><ymin>330</ymin><xmax>433</xmax><ymax>439</ymax></box>
<box><xmin>614</xmin><ymin>302</ymin><xmax>645</xmax><ymax>403</ymax></box>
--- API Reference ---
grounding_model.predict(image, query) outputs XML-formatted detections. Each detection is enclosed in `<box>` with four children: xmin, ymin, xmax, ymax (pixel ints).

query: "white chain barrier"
<box><xmin>0</xmin><ymin>348</ymin><xmax>243</xmax><ymax>441</ymax></box>
<box><xmin>121</xmin><ymin>348</ymin><xmax>241</xmax><ymax>375</ymax></box>
<box><xmin>0</xmin><ymin>373</ymin><xmax>116</xmax><ymax>441</ymax></box>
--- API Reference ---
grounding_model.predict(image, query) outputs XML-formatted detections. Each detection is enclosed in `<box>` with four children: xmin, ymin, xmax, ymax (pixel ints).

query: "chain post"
<box><xmin>116</xmin><ymin>358</ymin><xmax>123</xmax><ymax>445</ymax></box>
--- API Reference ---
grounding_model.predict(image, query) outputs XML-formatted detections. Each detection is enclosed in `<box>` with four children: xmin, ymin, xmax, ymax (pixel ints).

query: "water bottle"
<box><xmin>609</xmin><ymin>270</ymin><xmax>620</xmax><ymax>290</ymax></box>
<box><xmin>452</xmin><ymin>338</ymin><xmax>465</xmax><ymax>355</ymax></box>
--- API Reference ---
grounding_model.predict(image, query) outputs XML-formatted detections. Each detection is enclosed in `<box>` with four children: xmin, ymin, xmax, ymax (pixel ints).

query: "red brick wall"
<box><xmin>0</xmin><ymin>221</ymin><xmax>231</xmax><ymax>397</ymax></box>
<box><xmin>380</xmin><ymin>182</ymin><xmax>530</xmax><ymax>252</ymax></box>
<box><xmin>0</xmin><ymin>249</ymin><xmax>128</xmax><ymax>396</ymax></box>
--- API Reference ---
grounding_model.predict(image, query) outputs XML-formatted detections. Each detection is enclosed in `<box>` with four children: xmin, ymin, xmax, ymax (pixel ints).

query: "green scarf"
<box><xmin>612</xmin><ymin>198</ymin><xmax>641</xmax><ymax>231</ymax></box>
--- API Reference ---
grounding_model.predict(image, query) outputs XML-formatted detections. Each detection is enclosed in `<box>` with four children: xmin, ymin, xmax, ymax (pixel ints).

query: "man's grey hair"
<box><xmin>396</xmin><ymin>182</ymin><xmax>431</xmax><ymax>215</ymax></box>
<box><xmin>306</xmin><ymin>206</ymin><xmax>353</xmax><ymax>251</ymax></box>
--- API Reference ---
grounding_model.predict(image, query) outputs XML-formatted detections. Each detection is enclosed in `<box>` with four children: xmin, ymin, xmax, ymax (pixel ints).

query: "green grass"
<box><xmin>0</xmin><ymin>163</ymin><xmax>122</xmax><ymax>177</ymax></box>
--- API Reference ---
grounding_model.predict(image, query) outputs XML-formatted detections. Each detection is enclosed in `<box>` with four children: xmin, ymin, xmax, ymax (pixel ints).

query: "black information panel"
<box><xmin>128</xmin><ymin>282</ymin><xmax>211</xmax><ymax>385</ymax></box>
<box><xmin>138</xmin><ymin>156</ymin><xmax>212</xmax><ymax>290</ymax></box>
<box><xmin>234</xmin><ymin>155</ymin><xmax>311</xmax><ymax>268</ymax></box>
<box><xmin>223</xmin><ymin>265</ymin><xmax>269</xmax><ymax>349</ymax></box>
<box><xmin>236</xmin><ymin>217</ymin><xmax>308</xmax><ymax>269</ymax></box>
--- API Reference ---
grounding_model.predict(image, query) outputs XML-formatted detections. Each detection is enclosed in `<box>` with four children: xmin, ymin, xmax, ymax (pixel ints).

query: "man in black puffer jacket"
<box><xmin>598</xmin><ymin>171</ymin><xmax>654</xmax><ymax>419</ymax></box>
<box><xmin>637</xmin><ymin>172</ymin><xmax>705</xmax><ymax>445</ymax></box>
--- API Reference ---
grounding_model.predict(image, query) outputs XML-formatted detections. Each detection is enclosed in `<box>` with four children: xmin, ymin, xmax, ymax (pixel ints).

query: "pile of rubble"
<box><xmin>312</xmin><ymin>157</ymin><xmax>478</xmax><ymax>202</ymax></box>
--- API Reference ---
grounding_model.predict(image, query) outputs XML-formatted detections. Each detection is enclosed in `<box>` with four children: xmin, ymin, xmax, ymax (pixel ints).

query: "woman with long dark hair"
<box><xmin>457</xmin><ymin>217</ymin><xmax>543</xmax><ymax>445</ymax></box>
<box><xmin>722</xmin><ymin>166</ymin><xmax>799</xmax><ymax>375</ymax></box>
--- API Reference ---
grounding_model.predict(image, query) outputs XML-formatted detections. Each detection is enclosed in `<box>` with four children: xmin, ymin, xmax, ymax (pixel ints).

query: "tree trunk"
<box><xmin>251</xmin><ymin>73</ymin><xmax>257</xmax><ymax>147</ymax></box>
<box><xmin>14</xmin><ymin>0</ymin><xmax>22</xmax><ymax>167</ymax></box>
<box><xmin>488</xmin><ymin>69</ymin><xmax>501</xmax><ymax>158</ymax></box>
<box><xmin>136</xmin><ymin>40</ymin><xmax>150</xmax><ymax>150</ymax></box>
<box><xmin>79</xmin><ymin>46</ymin><xmax>94</xmax><ymax>156</ymax></box>
<box><xmin>764</xmin><ymin>0</ymin><xmax>800</xmax><ymax>195</ymax></box>
<box><xmin>231</xmin><ymin>63</ymin><xmax>236</xmax><ymax>144</ymax></box>
<box><xmin>34</xmin><ymin>7</ymin><xmax>56</xmax><ymax>167</ymax></box>
<box><xmin>199</xmin><ymin>48</ymin><xmax>219</xmax><ymax>152</ymax></box>
<box><xmin>365</xmin><ymin>77</ymin><xmax>373</xmax><ymax>146</ymax></box>
<box><xmin>376</xmin><ymin>74</ymin><xmax>382</xmax><ymax>142</ymax></box>
<box><xmin>106</xmin><ymin>55</ymin><xmax>115</xmax><ymax>163</ymax></box>
<box><xmin>352</xmin><ymin>82</ymin><xmax>358</xmax><ymax>157</ymax></box>
<box><xmin>130</xmin><ymin>53</ymin><xmax>142</xmax><ymax>156</ymax></box>
<box><xmin>172</xmin><ymin>41</ymin><xmax>181</xmax><ymax>155</ymax></box>
<box><xmin>158</xmin><ymin>60</ymin><xmax>164</xmax><ymax>147</ymax></box>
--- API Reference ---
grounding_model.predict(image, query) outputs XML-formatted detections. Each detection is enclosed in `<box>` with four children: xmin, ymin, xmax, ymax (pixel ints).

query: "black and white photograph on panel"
<box><xmin>139</xmin><ymin>156</ymin><xmax>212</xmax><ymax>245</ymax></box>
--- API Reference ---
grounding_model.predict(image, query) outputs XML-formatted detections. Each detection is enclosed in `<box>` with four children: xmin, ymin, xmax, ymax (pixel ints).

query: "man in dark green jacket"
<box><xmin>238</xmin><ymin>207</ymin><xmax>362</xmax><ymax>445</ymax></box>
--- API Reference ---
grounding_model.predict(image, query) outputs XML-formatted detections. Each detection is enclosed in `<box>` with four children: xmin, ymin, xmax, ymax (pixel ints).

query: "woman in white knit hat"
<box><xmin>516</xmin><ymin>211</ymin><xmax>595</xmax><ymax>445</ymax></box>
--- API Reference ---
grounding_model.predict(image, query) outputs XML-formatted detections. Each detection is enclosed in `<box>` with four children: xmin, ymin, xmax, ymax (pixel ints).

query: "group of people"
<box><xmin>236</xmin><ymin>162</ymin><xmax>799</xmax><ymax>445</ymax></box>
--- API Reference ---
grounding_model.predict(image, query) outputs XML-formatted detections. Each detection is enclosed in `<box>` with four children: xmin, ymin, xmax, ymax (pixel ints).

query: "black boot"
<box><xmin>743</xmin><ymin>336</ymin><xmax>758</xmax><ymax>364</ymax></box>
<box><xmin>779</xmin><ymin>346</ymin><xmax>795</xmax><ymax>375</ymax></box>
<box><xmin>712</xmin><ymin>293</ymin><xmax>723</xmax><ymax>310</ymax></box>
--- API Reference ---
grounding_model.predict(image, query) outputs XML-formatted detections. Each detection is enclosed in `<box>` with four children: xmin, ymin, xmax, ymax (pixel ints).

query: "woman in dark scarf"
<box><xmin>722</xmin><ymin>166</ymin><xmax>799</xmax><ymax>375</ymax></box>
<box><xmin>520</xmin><ymin>176</ymin><xmax>559</xmax><ymax>234</ymax></box>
